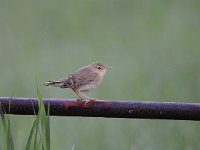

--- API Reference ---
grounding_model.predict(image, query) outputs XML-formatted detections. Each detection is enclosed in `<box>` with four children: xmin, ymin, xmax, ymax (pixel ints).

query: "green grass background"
<box><xmin>0</xmin><ymin>1</ymin><xmax>200</xmax><ymax>149</ymax></box>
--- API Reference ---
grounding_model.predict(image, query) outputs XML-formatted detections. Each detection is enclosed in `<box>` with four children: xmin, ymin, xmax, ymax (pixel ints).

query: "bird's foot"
<box><xmin>85</xmin><ymin>98</ymin><xmax>96</xmax><ymax>106</ymax></box>
<box><xmin>76</xmin><ymin>98</ymin><xmax>83</xmax><ymax>102</ymax></box>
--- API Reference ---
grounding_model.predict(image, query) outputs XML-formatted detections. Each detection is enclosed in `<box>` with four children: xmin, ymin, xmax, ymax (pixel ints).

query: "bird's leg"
<box><xmin>73</xmin><ymin>90</ymin><xmax>84</xmax><ymax>101</ymax></box>
<box><xmin>73</xmin><ymin>90</ymin><xmax>96</xmax><ymax>104</ymax></box>
<box><xmin>78</xmin><ymin>91</ymin><xmax>96</xmax><ymax>105</ymax></box>
<box><xmin>79</xmin><ymin>92</ymin><xmax>92</xmax><ymax>99</ymax></box>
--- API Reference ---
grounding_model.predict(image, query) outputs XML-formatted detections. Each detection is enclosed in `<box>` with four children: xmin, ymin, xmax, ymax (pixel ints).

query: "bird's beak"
<box><xmin>105</xmin><ymin>65</ymin><xmax>112</xmax><ymax>69</ymax></box>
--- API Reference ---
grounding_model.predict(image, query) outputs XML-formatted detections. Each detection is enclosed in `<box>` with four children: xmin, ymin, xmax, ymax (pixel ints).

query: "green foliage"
<box><xmin>0</xmin><ymin>88</ymin><xmax>50</xmax><ymax>150</ymax></box>
<box><xmin>0</xmin><ymin>103</ymin><xmax>14</xmax><ymax>150</ymax></box>
<box><xmin>25</xmin><ymin>87</ymin><xmax>50</xmax><ymax>150</ymax></box>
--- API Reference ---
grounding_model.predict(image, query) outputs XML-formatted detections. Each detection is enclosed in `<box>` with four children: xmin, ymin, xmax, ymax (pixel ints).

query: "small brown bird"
<box><xmin>44</xmin><ymin>61</ymin><xmax>111</xmax><ymax>101</ymax></box>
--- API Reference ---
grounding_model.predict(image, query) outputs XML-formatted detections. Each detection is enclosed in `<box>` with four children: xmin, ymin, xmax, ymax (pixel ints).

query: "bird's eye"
<box><xmin>98</xmin><ymin>66</ymin><xmax>101</xmax><ymax>70</ymax></box>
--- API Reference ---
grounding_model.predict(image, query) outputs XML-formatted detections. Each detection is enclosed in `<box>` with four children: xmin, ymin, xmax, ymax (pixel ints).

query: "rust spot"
<box><xmin>64</xmin><ymin>100</ymin><xmax>85</xmax><ymax>108</ymax></box>
<box><xmin>64</xmin><ymin>100</ymin><xmax>113</xmax><ymax>108</ymax></box>
<box><xmin>63</xmin><ymin>102</ymin><xmax>76</xmax><ymax>108</ymax></box>
<box><xmin>76</xmin><ymin>99</ymin><xmax>87</xmax><ymax>107</ymax></box>
<box><xmin>85</xmin><ymin>100</ymin><xmax>112</xmax><ymax>107</ymax></box>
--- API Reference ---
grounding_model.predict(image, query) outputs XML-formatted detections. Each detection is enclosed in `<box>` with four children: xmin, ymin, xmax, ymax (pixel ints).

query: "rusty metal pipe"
<box><xmin>0</xmin><ymin>97</ymin><xmax>200</xmax><ymax>121</ymax></box>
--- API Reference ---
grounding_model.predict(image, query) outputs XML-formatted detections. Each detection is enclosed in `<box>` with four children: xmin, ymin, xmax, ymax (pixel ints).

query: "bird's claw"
<box><xmin>85</xmin><ymin>98</ymin><xmax>96</xmax><ymax>105</ymax></box>
<box><xmin>76</xmin><ymin>98</ymin><xmax>83</xmax><ymax>102</ymax></box>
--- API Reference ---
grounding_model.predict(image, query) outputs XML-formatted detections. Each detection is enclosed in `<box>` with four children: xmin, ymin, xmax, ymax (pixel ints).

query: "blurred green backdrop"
<box><xmin>1</xmin><ymin>0</ymin><xmax>200</xmax><ymax>150</ymax></box>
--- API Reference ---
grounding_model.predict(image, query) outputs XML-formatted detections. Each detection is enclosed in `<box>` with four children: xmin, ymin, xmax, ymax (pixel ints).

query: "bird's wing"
<box><xmin>73</xmin><ymin>67</ymin><xmax>98</xmax><ymax>82</ymax></box>
<box><xmin>59</xmin><ymin>77</ymin><xmax>73</xmax><ymax>88</ymax></box>
<box><xmin>59</xmin><ymin>74</ymin><xmax>88</xmax><ymax>89</ymax></box>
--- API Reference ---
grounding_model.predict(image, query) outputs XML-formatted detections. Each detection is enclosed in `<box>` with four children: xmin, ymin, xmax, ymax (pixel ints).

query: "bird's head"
<box><xmin>91</xmin><ymin>61</ymin><xmax>111</xmax><ymax>77</ymax></box>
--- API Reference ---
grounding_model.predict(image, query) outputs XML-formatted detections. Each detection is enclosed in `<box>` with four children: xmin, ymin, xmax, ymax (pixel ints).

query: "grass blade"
<box><xmin>36</xmin><ymin>86</ymin><xmax>49</xmax><ymax>150</ymax></box>
<box><xmin>7</xmin><ymin>117</ymin><xmax>14</xmax><ymax>150</ymax></box>
<box><xmin>0</xmin><ymin>103</ymin><xmax>8</xmax><ymax>150</ymax></box>
<box><xmin>25</xmin><ymin>117</ymin><xmax>38</xmax><ymax>150</ymax></box>
<box><xmin>25</xmin><ymin>86</ymin><xmax>51</xmax><ymax>150</ymax></box>
<box><xmin>0</xmin><ymin>103</ymin><xmax>14</xmax><ymax>150</ymax></box>
<box><xmin>46</xmin><ymin>103</ymin><xmax>50</xmax><ymax>150</ymax></box>
<box><xmin>37</xmin><ymin>86</ymin><xmax>47</xmax><ymax>150</ymax></box>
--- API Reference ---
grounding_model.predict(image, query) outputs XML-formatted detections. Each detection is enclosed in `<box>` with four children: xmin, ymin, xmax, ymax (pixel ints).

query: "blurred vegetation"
<box><xmin>0</xmin><ymin>0</ymin><xmax>200</xmax><ymax>150</ymax></box>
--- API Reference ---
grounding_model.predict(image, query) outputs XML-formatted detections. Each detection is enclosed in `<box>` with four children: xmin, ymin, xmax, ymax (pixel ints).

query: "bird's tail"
<box><xmin>44</xmin><ymin>80</ymin><xmax>64</xmax><ymax>87</ymax></box>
